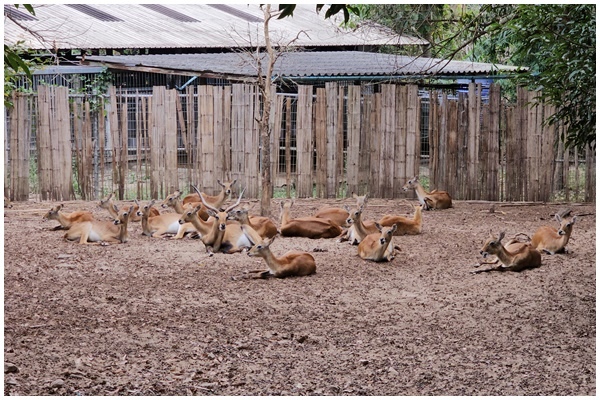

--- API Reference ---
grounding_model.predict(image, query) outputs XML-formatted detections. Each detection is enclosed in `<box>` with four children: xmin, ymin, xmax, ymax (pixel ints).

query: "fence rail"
<box><xmin>4</xmin><ymin>83</ymin><xmax>595</xmax><ymax>204</ymax></box>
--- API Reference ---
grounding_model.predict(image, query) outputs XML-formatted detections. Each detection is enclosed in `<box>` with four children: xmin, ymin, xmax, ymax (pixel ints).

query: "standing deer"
<box><xmin>402</xmin><ymin>176</ymin><xmax>452</xmax><ymax>210</ymax></box>
<box><xmin>474</xmin><ymin>231</ymin><xmax>542</xmax><ymax>274</ymax></box>
<box><xmin>531</xmin><ymin>210</ymin><xmax>577</xmax><ymax>254</ymax></box>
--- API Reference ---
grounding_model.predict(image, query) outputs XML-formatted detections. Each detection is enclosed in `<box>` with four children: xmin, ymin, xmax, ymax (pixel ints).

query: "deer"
<box><xmin>237</xmin><ymin>234</ymin><xmax>317</xmax><ymax>279</ymax></box>
<box><xmin>63</xmin><ymin>205</ymin><xmax>134</xmax><ymax>244</ymax></box>
<box><xmin>531</xmin><ymin>209</ymin><xmax>577</xmax><ymax>254</ymax></box>
<box><xmin>474</xmin><ymin>231</ymin><xmax>542</xmax><ymax>274</ymax></box>
<box><xmin>378</xmin><ymin>203</ymin><xmax>423</xmax><ymax>236</ymax></box>
<box><xmin>341</xmin><ymin>203</ymin><xmax>378</xmax><ymax>245</ymax></box>
<box><xmin>190</xmin><ymin>185</ymin><xmax>253</xmax><ymax>255</ymax></box>
<box><xmin>227</xmin><ymin>206</ymin><xmax>279</xmax><ymax>240</ymax></box>
<box><xmin>42</xmin><ymin>204</ymin><xmax>95</xmax><ymax>231</ymax></box>
<box><xmin>99</xmin><ymin>192</ymin><xmax>159</xmax><ymax>222</ymax></box>
<box><xmin>161</xmin><ymin>189</ymin><xmax>209</xmax><ymax>221</ymax></box>
<box><xmin>137</xmin><ymin>199</ymin><xmax>197</xmax><ymax>239</ymax></box>
<box><xmin>313</xmin><ymin>192</ymin><xmax>368</xmax><ymax>228</ymax></box>
<box><xmin>402</xmin><ymin>176</ymin><xmax>452</xmax><ymax>210</ymax></box>
<box><xmin>279</xmin><ymin>200</ymin><xmax>342</xmax><ymax>239</ymax></box>
<box><xmin>357</xmin><ymin>223</ymin><xmax>398</xmax><ymax>262</ymax></box>
<box><xmin>4</xmin><ymin>196</ymin><xmax>12</xmax><ymax>209</ymax></box>
<box><xmin>182</xmin><ymin>179</ymin><xmax>237</xmax><ymax>209</ymax></box>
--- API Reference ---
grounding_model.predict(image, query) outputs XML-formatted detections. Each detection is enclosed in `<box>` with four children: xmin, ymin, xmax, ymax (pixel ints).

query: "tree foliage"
<box><xmin>466</xmin><ymin>4</ymin><xmax>595</xmax><ymax>150</ymax></box>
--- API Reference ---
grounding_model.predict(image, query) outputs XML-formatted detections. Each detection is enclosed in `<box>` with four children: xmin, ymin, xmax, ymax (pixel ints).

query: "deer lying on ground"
<box><xmin>238</xmin><ymin>234</ymin><xmax>317</xmax><ymax>279</ymax></box>
<box><xmin>227</xmin><ymin>207</ymin><xmax>278</xmax><ymax>239</ymax></box>
<box><xmin>531</xmin><ymin>210</ymin><xmax>577</xmax><ymax>255</ymax></box>
<box><xmin>313</xmin><ymin>192</ymin><xmax>368</xmax><ymax>228</ymax></box>
<box><xmin>137</xmin><ymin>200</ymin><xmax>196</xmax><ymax>239</ymax></box>
<box><xmin>402</xmin><ymin>176</ymin><xmax>452</xmax><ymax>210</ymax></box>
<box><xmin>474</xmin><ymin>231</ymin><xmax>542</xmax><ymax>274</ymax></box>
<box><xmin>64</xmin><ymin>205</ymin><xmax>134</xmax><ymax>244</ymax></box>
<box><xmin>357</xmin><ymin>223</ymin><xmax>398</xmax><ymax>262</ymax></box>
<box><xmin>378</xmin><ymin>203</ymin><xmax>423</xmax><ymax>236</ymax></box>
<box><xmin>341</xmin><ymin>204</ymin><xmax>378</xmax><ymax>245</ymax></box>
<box><xmin>189</xmin><ymin>185</ymin><xmax>253</xmax><ymax>254</ymax></box>
<box><xmin>182</xmin><ymin>179</ymin><xmax>237</xmax><ymax>209</ymax></box>
<box><xmin>279</xmin><ymin>200</ymin><xmax>342</xmax><ymax>239</ymax></box>
<box><xmin>99</xmin><ymin>192</ymin><xmax>159</xmax><ymax>222</ymax></box>
<box><xmin>4</xmin><ymin>196</ymin><xmax>12</xmax><ymax>209</ymax></box>
<box><xmin>161</xmin><ymin>189</ymin><xmax>209</xmax><ymax>221</ymax></box>
<box><xmin>43</xmin><ymin>204</ymin><xmax>94</xmax><ymax>230</ymax></box>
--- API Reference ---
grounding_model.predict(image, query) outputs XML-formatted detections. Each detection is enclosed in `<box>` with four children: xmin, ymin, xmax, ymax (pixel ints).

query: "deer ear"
<box><xmin>571</xmin><ymin>216</ymin><xmax>577</xmax><ymax>224</ymax></box>
<box><xmin>555</xmin><ymin>213</ymin><xmax>562</xmax><ymax>222</ymax></box>
<box><xmin>375</xmin><ymin>222</ymin><xmax>383</xmax><ymax>232</ymax></box>
<box><xmin>498</xmin><ymin>231</ymin><xmax>505</xmax><ymax>241</ymax></box>
<box><xmin>128</xmin><ymin>205</ymin><xmax>135</xmax><ymax>214</ymax></box>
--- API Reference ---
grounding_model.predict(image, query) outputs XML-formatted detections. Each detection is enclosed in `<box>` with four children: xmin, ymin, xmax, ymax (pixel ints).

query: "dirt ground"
<box><xmin>3</xmin><ymin>197</ymin><xmax>596</xmax><ymax>396</ymax></box>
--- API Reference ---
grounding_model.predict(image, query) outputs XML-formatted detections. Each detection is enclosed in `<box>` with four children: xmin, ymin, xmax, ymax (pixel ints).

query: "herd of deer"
<box><xmin>28</xmin><ymin>175</ymin><xmax>576</xmax><ymax>279</ymax></box>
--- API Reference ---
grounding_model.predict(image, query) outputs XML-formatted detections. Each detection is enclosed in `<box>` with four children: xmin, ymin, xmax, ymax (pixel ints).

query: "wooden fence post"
<box><xmin>296</xmin><ymin>85</ymin><xmax>314</xmax><ymax>198</ymax></box>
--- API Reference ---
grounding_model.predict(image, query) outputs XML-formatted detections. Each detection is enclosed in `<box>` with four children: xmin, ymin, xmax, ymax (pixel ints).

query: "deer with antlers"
<box><xmin>182</xmin><ymin>179</ymin><xmax>237</xmax><ymax>209</ymax></box>
<box><xmin>402</xmin><ymin>176</ymin><xmax>452</xmax><ymax>210</ymax></box>
<box><xmin>474</xmin><ymin>231</ymin><xmax>542</xmax><ymax>274</ymax></box>
<box><xmin>190</xmin><ymin>185</ymin><xmax>253</xmax><ymax>255</ymax></box>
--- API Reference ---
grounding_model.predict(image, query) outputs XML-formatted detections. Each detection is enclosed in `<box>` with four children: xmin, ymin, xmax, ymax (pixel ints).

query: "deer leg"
<box><xmin>51</xmin><ymin>225</ymin><xmax>65</xmax><ymax>231</ymax></box>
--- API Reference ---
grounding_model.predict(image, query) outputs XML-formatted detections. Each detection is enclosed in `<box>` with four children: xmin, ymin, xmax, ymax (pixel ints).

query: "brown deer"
<box><xmin>192</xmin><ymin>185</ymin><xmax>253</xmax><ymax>255</ymax></box>
<box><xmin>63</xmin><ymin>205</ymin><xmax>134</xmax><ymax>244</ymax></box>
<box><xmin>137</xmin><ymin>200</ymin><xmax>196</xmax><ymax>239</ymax></box>
<box><xmin>4</xmin><ymin>196</ymin><xmax>13</xmax><ymax>209</ymax></box>
<box><xmin>341</xmin><ymin>204</ymin><xmax>378</xmax><ymax>245</ymax></box>
<box><xmin>313</xmin><ymin>192</ymin><xmax>368</xmax><ymax>228</ymax></box>
<box><xmin>43</xmin><ymin>204</ymin><xmax>94</xmax><ymax>231</ymax></box>
<box><xmin>161</xmin><ymin>189</ymin><xmax>209</xmax><ymax>221</ymax></box>
<box><xmin>182</xmin><ymin>179</ymin><xmax>237</xmax><ymax>209</ymax></box>
<box><xmin>99</xmin><ymin>192</ymin><xmax>159</xmax><ymax>222</ymax></box>
<box><xmin>240</xmin><ymin>234</ymin><xmax>316</xmax><ymax>279</ymax></box>
<box><xmin>227</xmin><ymin>206</ymin><xmax>278</xmax><ymax>239</ymax></box>
<box><xmin>357</xmin><ymin>223</ymin><xmax>398</xmax><ymax>262</ymax></box>
<box><xmin>378</xmin><ymin>203</ymin><xmax>423</xmax><ymax>236</ymax></box>
<box><xmin>402</xmin><ymin>176</ymin><xmax>452</xmax><ymax>210</ymax></box>
<box><xmin>474</xmin><ymin>231</ymin><xmax>542</xmax><ymax>274</ymax></box>
<box><xmin>279</xmin><ymin>200</ymin><xmax>342</xmax><ymax>239</ymax></box>
<box><xmin>531</xmin><ymin>210</ymin><xmax>577</xmax><ymax>254</ymax></box>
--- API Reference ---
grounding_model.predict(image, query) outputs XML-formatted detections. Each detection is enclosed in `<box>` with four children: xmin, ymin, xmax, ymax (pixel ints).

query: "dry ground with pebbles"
<box><xmin>3</xmin><ymin>197</ymin><xmax>596</xmax><ymax>395</ymax></box>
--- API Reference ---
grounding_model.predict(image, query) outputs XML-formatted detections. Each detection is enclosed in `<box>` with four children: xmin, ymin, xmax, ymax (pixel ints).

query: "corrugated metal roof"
<box><xmin>4</xmin><ymin>4</ymin><xmax>428</xmax><ymax>50</ymax></box>
<box><xmin>84</xmin><ymin>51</ymin><xmax>524</xmax><ymax>78</ymax></box>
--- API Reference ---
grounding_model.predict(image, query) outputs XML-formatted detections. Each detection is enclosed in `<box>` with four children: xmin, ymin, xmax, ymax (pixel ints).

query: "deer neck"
<box><xmin>372</xmin><ymin>237</ymin><xmax>392</xmax><ymax>260</ymax></box>
<box><xmin>413</xmin><ymin>183</ymin><xmax>428</xmax><ymax>204</ymax></box>
<box><xmin>493</xmin><ymin>246</ymin><xmax>516</xmax><ymax>268</ymax></box>
<box><xmin>173</xmin><ymin>201</ymin><xmax>186</xmax><ymax>214</ymax></box>
<box><xmin>118</xmin><ymin>220</ymin><xmax>130</xmax><ymax>243</ymax></box>
<box><xmin>56</xmin><ymin>210</ymin><xmax>73</xmax><ymax>226</ymax></box>
<box><xmin>257</xmin><ymin>248</ymin><xmax>279</xmax><ymax>273</ymax></box>
<box><xmin>188</xmin><ymin>214</ymin><xmax>212</xmax><ymax>236</ymax></box>
<box><xmin>281</xmin><ymin>206</ymin><xmax>292</xmax><ymax>226</ymax></box>
<box><xmin>103</xmin><ymin>202</ymin><xmax>119</xmax><ymax>219</ymax></box>
<box><xmin>202</xmin><ymin>218</ymin><xmax>225</xmax><ymax>249</ymax></box>
<box><xmin>141</xmin><ymin>214</ymin><xmax>152</xmax><ymax>236</ymax></box>
<box><xmin>353</xmin><ymin>214</ymin><xmax>371</xmax><ymax>238</ymax></box>
<box><xmin>413</xmin><ymin>207</ymin><xmax>422</xmax><ymax>226</ymax></box>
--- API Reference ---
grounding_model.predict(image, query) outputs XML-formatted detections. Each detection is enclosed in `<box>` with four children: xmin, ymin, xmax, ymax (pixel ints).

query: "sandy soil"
<box><xmin>3</xmin><ymin>197</ymin><xmax>596</xmax><ymax>395</ymax></box>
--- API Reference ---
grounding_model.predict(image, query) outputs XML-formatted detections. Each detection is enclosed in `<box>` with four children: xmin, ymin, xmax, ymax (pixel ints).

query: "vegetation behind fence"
<box><xmin>4</xmin><ymin>83</ymin><xmax>595</xmax><ymax>204</ymax></box>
